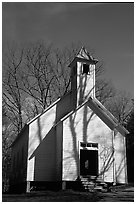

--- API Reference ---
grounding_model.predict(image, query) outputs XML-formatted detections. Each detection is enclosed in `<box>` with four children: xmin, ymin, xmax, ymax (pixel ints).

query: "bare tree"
<box><xmin>3</xmin><ymin>45</ymin><xmax>25</xmax><ymax>134</ymax></box>
<box><xmin>104</xmin><ymin>91</ymin><xmax>133</xmax><ymax>126</ymax></box>
<box><xmin>2</xmin><ymin>42</ymin><xmax>117</xmax><ymax>134</ymax></box>
<box><xmin>2</xmin><ymin>102</ymin><xmax>13</xmax><ymax>192</ymax></box>
<box><xmin>96</xmin><ymin>79</ymin><xmax>116</xmax><ymax>104</ymax></box>
<box><xmin>126</xmin><ymin>104</ymin><xmax>134</xmax><ymax>182</ymax></box>
<box><xmin>21</xmin><ymin>43</ymin><xmax>55</xmax><ymax>110</ymax></box>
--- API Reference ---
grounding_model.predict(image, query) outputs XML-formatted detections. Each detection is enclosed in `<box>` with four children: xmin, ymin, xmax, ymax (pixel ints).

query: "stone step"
<box><xmin>83</xmin><ymin>184</ymin><xmax>95</xmax><ymax>188</ymax></box>
<box><xmin>80</xmin><ymin>177</ymin><xmax>103</xmax><ymax>182</ymax></box>
<box><xmin>80</xmin><ymin>178</ymin><xmax>89</xmax><ymax>181</ymax></box>
<box><xmin>82</xmin><ymin>182</ymin><xmax>93</xmax><ymax>185</ymax></box>
<box><xmin>94</xmin><ymin>186</ymin><xmax>103</xmax><ymax>190</ymax></box>
<box><xmin>80</xmin><ymin>176</ymin><xmax>108</xmax><ymax>192</ymax></box>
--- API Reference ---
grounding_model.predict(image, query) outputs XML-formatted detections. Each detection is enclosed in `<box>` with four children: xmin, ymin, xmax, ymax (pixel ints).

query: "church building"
<box><xmin>10</xmin><ymin>47</ymin><xmax>128</xmax><ymax>193</ymax></box>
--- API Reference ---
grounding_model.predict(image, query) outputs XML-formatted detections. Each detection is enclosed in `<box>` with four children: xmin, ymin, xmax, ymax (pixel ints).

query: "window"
<box><xmin>80</xmin><ymin>142</ymin><xmax>98</xmax><ymax>148</ymax></box>
<box><xmin>83</xmin><ymin>64</ymin><xmax>90</xmax><ymax>75</ymax></box>
<box><xmin>91</xmin><ymin>143</ymin><xmax>98</xmax><ymax>148</ymax></box>
<box><xmin>87</xmin><ymin>143</ymin><xmax>92</xmax><ymax>147</ymax></box>
<box><xmin>80</xmin><ymin>142</ymin><xmax>86</xmax><ymax>147</ymax></box>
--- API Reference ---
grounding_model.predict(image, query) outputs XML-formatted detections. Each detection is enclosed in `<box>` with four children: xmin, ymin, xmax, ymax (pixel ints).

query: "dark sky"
<box><xmin>2</xmin><ymin>2</ymin><xmax>134</xmax><ymax>96</ymax></box>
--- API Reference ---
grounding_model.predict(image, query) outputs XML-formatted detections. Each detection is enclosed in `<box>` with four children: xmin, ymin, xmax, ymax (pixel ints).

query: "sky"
<box><xmin>2</xmin><ymin>2</ymin><xmax>134</xmax><ymax>97</ymax></box>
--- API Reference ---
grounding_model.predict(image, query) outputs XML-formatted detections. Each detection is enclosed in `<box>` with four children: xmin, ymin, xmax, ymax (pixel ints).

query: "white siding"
<box><xmin>56</xmin><ymin>122</ymin><xmax>63</xmax><ymax>181</ymax></box>
<box><xmin>76</xmin><ymin>62</ymin><xmax>95</xmax><ymax>106</ymax></box>
<box><xmin>27</xmin><ymin>93</ymin><xmax>74</xmax><ymax>182</ymax></box>
<box><xmin>62</xmin><ymin>104</ymin><xmax>114</xmax><ymax>182</ymax></box>
<box><xmin>114</xmin><ymin>132</ymin><xmax>127</xmax><ymax>183</ymax></box>
<box><xmin>11</xmin><ymin>126</ymin><xmax>29</xmax><ymax>185</ymax></box>
<box><xmin>32</xmin><ymin>127</ymin><xmax>56</xmax><ymax>181</ymax></box>
<box><xmin>27</xmin><ymin>104</ymin><xmax>57</xmax><ymax>181</ymax></box>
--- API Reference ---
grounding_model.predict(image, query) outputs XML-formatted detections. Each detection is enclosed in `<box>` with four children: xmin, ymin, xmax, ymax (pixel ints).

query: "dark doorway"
<box><xmin>80</xmin><ymin>149</ymin><xmax>98</xmax><ymax>176</ymax></box>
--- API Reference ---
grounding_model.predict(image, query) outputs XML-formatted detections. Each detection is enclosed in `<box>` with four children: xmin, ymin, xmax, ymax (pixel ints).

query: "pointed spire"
<box><xmin>77</xmin><ymin>46</ymin><xmax>93</xmax><ymax>61</ymax></box>
<box><xmin>68</xmin><ymin>46</ymin><xmax>98</xmax><ymax>67</ymax></box>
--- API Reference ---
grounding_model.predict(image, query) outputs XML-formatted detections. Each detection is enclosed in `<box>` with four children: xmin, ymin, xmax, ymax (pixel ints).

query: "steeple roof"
<box><xmin>77</xmin><ymin>46</ymin><xmax>93</xmax><ymax>60</ymax></box>
<box><xmin>68</xmin><ymin>46</ymin><xmax>98</xmax><ymax>67</ymax></box>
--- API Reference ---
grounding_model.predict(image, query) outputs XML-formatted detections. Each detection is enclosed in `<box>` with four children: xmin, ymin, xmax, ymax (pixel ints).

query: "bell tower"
<box><xmin>69</xmin><ymin>47</ymin><xmax>98</xmax><ymax>107</ymax></box>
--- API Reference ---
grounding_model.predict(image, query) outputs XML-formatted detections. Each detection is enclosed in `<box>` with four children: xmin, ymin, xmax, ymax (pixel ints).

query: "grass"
<box><xmin>2</xmin><ymin>190</ymin><xmax>99</xmax><ymax>202</ymax></box>
<box><xmin>2</xmin><ymin>185</ymin><xmax>134</xmax><ymax>202</ymax></box>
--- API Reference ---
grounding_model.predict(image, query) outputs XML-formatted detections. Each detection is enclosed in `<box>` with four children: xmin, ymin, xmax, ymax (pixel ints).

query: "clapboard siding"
<box><xmin>114</xmin><ymin>132</ymin><xmax>127</xmax><ymax>183</ymax></box>
<box><xmin>10</xmin><ymin>126</ymin><xmax>29</xmax><ymax>185</ymax></box>
<box><xmin>27</xmin><ymin>92</ymin><xmax>73</xmax><ymax>182</ymax></box>
<box><xmin>56</xmin><ymin>122</ymin><xmax>63</xmax><ymax>181</ymax></box>
<box><xmin>27</xmin><ymin>104</ymin><xmax>57</xmax><ymax>181</ymax></box>
<box><xmin>76</xmin><ymin>62</ymin><xmax>95</xmax><ymax>106</ymax></box>
<box><xmin>62</xmin><ymin>104</ymin><xmax>114</xmax><ymax>182</ymax></box>
<box><xmin>32</xmin><ymin>127</ymin><xmax>56</xmax><ymax>181</ymax></box>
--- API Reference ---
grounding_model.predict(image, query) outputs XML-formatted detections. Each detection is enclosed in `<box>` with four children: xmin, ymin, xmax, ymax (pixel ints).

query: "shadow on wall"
<box><xmin>63</xmin><ymin>103</ymin><xmax>119</xmax><ymax>181</ymax></box>
<box><xmin>27</xmin><ymin>101</ymin><xmax>125</xmax><ymax>184</ymax></box>
<box><xmin>29</xmin><ymin>127</ymin><xmax>56</xmax><ymax>181</ymax></box>
<box><xmin>25</xmin><ymin>69</ymin><xmax>125</xmax><ymax>183</ymax></box>
<box><xmin>9</xmin><ymin>125</ymin><xmax>29</xmax><ymax>193</ymax></box>
<box><xmin>26</xmin><ymin>62</ymin><xmax>96</xmax><ymax>182</ymax></box>
<box><xmin>78</xmin><ymin>71</ymin><xmax>95</xmax><ymax>106</ymax></box>
<box><xmin>62</xmin><ymin>67</ymin><xmax>97</xmax><ymax>178</ymax></box>
<box><xmin>115</xmin><ymin>152</ymin><xmax>126</xmax><ymax>183</ymax></box>
<box><xmin>63</xmin><ymin>104</ymin><xmax>96</xmax><ymax>178</ymax></box>
<box><xmin>28</xmin><ymin>92</ymin><xmax>74</xmax><ymax>182</ymax></box>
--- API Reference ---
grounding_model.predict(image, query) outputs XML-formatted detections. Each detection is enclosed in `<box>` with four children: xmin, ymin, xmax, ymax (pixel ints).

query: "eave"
<box><xmin>68</xmin><ymin>57</ymin><xmax>98</xmax><ymax>68</ymax></box>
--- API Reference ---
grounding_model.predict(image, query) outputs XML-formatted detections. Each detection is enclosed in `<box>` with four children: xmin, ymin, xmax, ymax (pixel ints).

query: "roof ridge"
<box><xmin>88</xmin><ymin>97</ymin><xmax>129</xmax><ymax>135</ymax></box>
<box><xmin>27</xmin><ymin>98</ymin><xmax>61</xmax><ymax>125</ymax></box>
<box><xmin>92</xmin><ymin>98</ymin><xmax>118</xmax><ymax>124</ymax></box>
<box><xmin>54</xmin><ymin>100</ymin><xmax>89</xmax><ymax>127</ymax></box>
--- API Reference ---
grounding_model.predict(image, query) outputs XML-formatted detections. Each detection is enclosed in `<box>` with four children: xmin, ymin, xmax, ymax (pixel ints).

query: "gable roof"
<box><xmin>88</xmin><ymin>97</ymin><xmax>129</xmax><ymax>135</ymax></box>
<box><xmin>54</xmin><ymin>100</ymin><xmax>89</xmax><ymax>127</ymax></box>
<box><xmin>11</xmin><ymin>94</ymin><xmax>129</xmax><ymax>148</ymax></box>
<box><xmin>55</xmin><ymin>97</ymin><xmax>129</xmax><ymax>136</ymax></box>
<box><xmin>27</xmin><ymin>98</ymin><xmax>61</xmax><ymax>125</ymax></box>
<box><xmin>11</xmin><ymin>98</ymin><xmax>61</xmax><ymax>147</ymax></box>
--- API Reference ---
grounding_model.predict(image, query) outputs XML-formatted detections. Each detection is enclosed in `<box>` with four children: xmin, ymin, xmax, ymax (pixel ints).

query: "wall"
<box><xmin>56</xmin><ymin>122</ymin><xmax>63</xmax><ymax>181</ymax></box>
<box><xmin>31</xmin><ymin>127</ymin><xmax>56</xmax><ymax>181</ymax></box>
<box><xmin>56</xmin><ymin>92</ymin><xmax>73</xmax><ymax>122</ymax></box>
<box><xmin>27</xmin><ymin>104</ymin><xmax>57</xmax><ymax>181</ymax></box>
<box><xmin>62</xmin><ymin>104</ymin><xmax>114</xmax><ymax>182</ymax></box>
<box><xmin>114</xmin><ymin>132</ymin><xmax>127</xmax><ymax>183</ymax></box>
<box><xmin>76</xmin><ymin>62</ymin><xmax>95</xmax><ymax>106</ymax></box>
<box><xmin>10</xmin><ymin>126</ymin><xmax>29</xmax><ymax>185</ymax></box>
<box><xmin>27</xmin><ymin>94</ymin><xmax>73</xmax><ymax>182</ymax></box>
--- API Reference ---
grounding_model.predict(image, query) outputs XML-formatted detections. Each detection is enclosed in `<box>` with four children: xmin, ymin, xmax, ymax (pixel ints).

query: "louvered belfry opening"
<box><xmin>83</xmin><ymin>64</ymin><xmax>90</xmax><ymax>75</ymax></box>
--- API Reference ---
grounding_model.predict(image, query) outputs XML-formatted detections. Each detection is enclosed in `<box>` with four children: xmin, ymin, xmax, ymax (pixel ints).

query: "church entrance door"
<box><xmin>80</xmin><ymin>149</ymin><xmax>98</xmax><ymax>176</ymax></box>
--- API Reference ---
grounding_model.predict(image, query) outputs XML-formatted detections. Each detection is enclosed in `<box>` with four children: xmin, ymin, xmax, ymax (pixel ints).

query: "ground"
<box><xmin>98</xmin><ymin>185</ymin><xmax>134</xmax><ymax>202</ymax></box>
<box><xmin>2</xmin><ymin>185</ymin><xmax>134</xmax><ymax>202</ymax></box>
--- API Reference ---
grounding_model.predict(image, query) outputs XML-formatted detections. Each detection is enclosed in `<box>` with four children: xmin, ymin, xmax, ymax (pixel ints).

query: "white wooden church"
<box><xmin>10</xmin><ymin>47</ymin><xmax>128</xmax><ymax>192</ymax></box>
